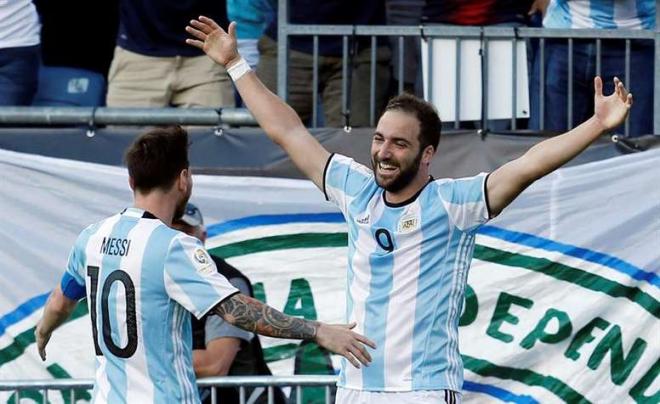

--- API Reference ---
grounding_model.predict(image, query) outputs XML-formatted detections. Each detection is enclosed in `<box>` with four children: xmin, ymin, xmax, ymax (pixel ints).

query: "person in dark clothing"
<box><xmin>172</xmin><ymin>203</ymin><xmax>286</xmax><ymax>404</ymax></box>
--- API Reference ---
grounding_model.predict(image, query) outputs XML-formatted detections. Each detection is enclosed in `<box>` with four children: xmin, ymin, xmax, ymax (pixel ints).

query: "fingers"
<box><xmin>594</xmin><ymin>76</ymin><xmax>603</xmax><ymax>97</ymax></box>
<box><xmin>199</xmin><ymin>15</ymin><xmax>222</xmax><ymax>32</ymax></box>
<box><xmin>190</xmin><ymin>19</ymin><xmax>214</xmax><ymax>35</ymax></box>
<box><xmin>627</xmin><ymin>93</ymin><xmax>633</xmax><ymax>108</ymax></box>
<box><xmin>352</xmin><ymin>340</ymin><xmax>372</xmax><ymax>363</ymax></box>
<box><xmin>343</xmin><ymin>350</ymin><xmax>361</xmax><ymax>368</ymax></box>
<box><xmin>354</xmin><ymin>332</ymin><xmax>376</xmax><ymax>349</ymax></box>
<box><xmin>185</xmin><ymin>38</ymin><xmax>205</xmax><ymax>49</ymax></box>
<box><xmin>228</xmin><ymin>21</ymin><xmax>237</xmax><ymax>40</ymax></box>
<box><xmin>38</xmin><ymin>346</ymin><xmax>46</xmax><ymax>361</ymax></box>
<box><xmin>185</xmin><ymin>25</ymin><xmax>207</xmax><ymax>41</ymax></box>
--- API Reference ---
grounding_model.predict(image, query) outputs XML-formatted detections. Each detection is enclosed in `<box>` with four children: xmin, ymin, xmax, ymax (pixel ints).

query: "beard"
<box><xmin>371</xmin><ymin>149</ymin><xmax>423</xmax><ymax>193</ymax></box>
<box><xmin>173</xmin><ymin>184</ymin><xmax>192</xmax><ymax>221</ymax></box>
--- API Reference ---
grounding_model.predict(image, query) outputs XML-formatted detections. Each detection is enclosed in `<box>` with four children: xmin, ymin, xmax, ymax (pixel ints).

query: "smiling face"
<box><xmin>371</xmin><ymin>110</ymin><xmax>432</xmax><ymax>193</ymax></box>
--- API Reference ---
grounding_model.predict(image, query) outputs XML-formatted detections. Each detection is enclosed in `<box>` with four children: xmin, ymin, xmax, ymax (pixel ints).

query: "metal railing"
<box><xmin>0</xmin><ymin>375</ymin><xmax>338</xmax><ymax>404</ymax></box>
<box><xmin>276</xmin><ymin>0</ymin><xmax>660</xmax><ymax>135</ymax></box>
<box><xmin>0</xmin><ymin>107</ymin><xmax>257</xmax><ymax>127</ymax></box>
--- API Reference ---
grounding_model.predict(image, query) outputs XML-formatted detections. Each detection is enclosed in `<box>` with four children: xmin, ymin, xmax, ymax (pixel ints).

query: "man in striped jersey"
<box><xmin>187</xmin><ymin>17</ymin><xmax>633</xmax><ymax>403</ymax></box>
<box><xmin>35</xmin><ymin>126</ymin><xmax>375</xmax><ymax>404</ymax></box>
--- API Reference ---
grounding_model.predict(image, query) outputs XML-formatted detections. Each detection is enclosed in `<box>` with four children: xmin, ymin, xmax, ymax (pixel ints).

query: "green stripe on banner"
<box><xmin>46</xmin><ymin>363</ymin><xmax>92</xmax><ymax>404</ymax></box>
<box><xmin>463</xmin><ymin>355</ymin><xmax>590</xmax><ymax>404</ymax></box>
<box><xmin>209</xmin><ymin>233</ymin><xmax>348</xmax><ymax>259</ymax></box>
<box><xmin>474</xmin><ymin>245</ymin><xmax>660</xmax><ymax>319</ymax></box>
<box><xmin>262</xmin><ymin>343</ymin><xmax>299</xmax><ymax>362</ymax></box>
<box><xmin>0</xmin><ymin>300</ymin><xmax>88</xmax><ymax>367</ymax></box>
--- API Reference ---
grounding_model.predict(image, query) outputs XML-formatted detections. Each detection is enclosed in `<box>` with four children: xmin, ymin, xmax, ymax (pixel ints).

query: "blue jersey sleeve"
<box><xmin>164</xmin><ymin>234</ymin><xmax>239</xmax><ymax>319</ymax></box>
<box><xmin>436</xmin><ymin>173</ymin><xmax>491</xmax><ymax>233</ymax></box>
<box><xmin>61</xmin><ymin>233</ymin><xmax>87</xmax><ymax>300</ymax></box>
<box><xmin>323</xmin><ymin>153</ymin><xmax>374</xmax><ymax>215</ymax></box>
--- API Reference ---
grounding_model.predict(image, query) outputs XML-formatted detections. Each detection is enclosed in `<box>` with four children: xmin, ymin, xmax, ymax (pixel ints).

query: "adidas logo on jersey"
<box><xmin>356</xmin><ymin>214</ymin><xmax>370</xmax><ymax>224</ymax></box>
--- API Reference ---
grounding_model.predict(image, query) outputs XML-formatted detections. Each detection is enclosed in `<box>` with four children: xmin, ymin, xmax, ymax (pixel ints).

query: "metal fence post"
<box><xmin>655</xmin><ymin>30</ymin><xmax>660</xmax><ymax>135</ymax></box>
<box><xmin>277</xmin><ymin>0</ymin><xmax>289</xmax><ymax>101</ymax></box>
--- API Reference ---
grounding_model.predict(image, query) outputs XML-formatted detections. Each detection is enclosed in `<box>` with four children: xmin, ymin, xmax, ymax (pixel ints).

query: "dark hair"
<box><xmin>124</xmin><ymin>126</ymin><xmax>190</xmax><ymax>192</ymax></box>
<box><xmin>383</xmin><ymin>94</ymin><xmax>441</xmax><ymax>151</ymax></box>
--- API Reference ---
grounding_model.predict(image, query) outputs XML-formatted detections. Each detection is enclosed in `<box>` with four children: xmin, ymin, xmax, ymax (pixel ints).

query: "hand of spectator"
<box><xmin>315</xmin><ymin>322</ymin><xmax>376</xmax><ymax>369</ymax></box>
<box><xmin>528</xmin><ymin>0</ymin><xmax>550</xmax><ymax>16</ymax></box>
<box><xmin>593</xmin><ymin>76</ymin><xmax>633</xmax><ymax>131</ymax></box>
<box><xmin>186</xmin><ymin>17</ymin><xmax>241</xmax><ymax>68</ymax></box>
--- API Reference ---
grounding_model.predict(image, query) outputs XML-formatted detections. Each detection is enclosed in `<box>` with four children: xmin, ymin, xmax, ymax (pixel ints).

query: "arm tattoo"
<box><xmin>213</xmin><ymin>294</ymin><xmax>318</xmax><ymax>340</ymax></box>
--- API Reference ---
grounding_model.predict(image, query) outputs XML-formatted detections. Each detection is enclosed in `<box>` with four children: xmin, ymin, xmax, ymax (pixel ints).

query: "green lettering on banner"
<box><xmin>487</xmin><ymin>292</ymin><xmax>533</xmax><ymax>343</ymax></box>
<box><xmin>587</xmin><ymin>325</ymin><xmax>647</xmax><ymax>385</ymax></box>
<box><xmin>564</xmin><ymin>317</ymin><xmax>610</xmax><ymax>361</ymax></box>
<box><xmin>520</xmin><ymin>308</ymin><xmax>572</xmax><ymax>350</ymax></box>
<box><xmin>284</xmin><ymin>278</ymin><xmax>318</xmax><ymax>320</ymax></box>
<box><xmin>459</xmin><ymin>284</ymin><xmax>479</xmax><ymax>327</ymax></box>
<box><xmin>629</xmin><ymin>358</ymin><xmax>660</xmax><ymax>403</ymax></box>
<box><xmin>253</xmin><ymin>282</ymin><xmax>267</xmax><ymax>303</ymax></box>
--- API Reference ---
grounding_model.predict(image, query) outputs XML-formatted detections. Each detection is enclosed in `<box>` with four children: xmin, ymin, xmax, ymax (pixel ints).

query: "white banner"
<box><xmin>0</xmin><ymin>147</ymin><xmax>658</xmax><ymax>403</ymax></box>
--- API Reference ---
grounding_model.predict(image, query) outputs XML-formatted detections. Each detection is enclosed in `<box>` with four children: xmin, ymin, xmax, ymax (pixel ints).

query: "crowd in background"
<box><xmin>0</xmin><ymin>0</ymin><xmax>656</xmax><ymax>136</ymax></box>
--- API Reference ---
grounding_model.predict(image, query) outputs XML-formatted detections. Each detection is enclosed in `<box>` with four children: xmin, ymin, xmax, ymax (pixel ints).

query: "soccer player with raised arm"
<box><xmin>186</xmin><ymin>18</ymin><xmax>633</xmax><ymax>404</ymax></box>
<box><xmin>35</xmin><ymin>126</ymin><xmax>375</xmax><ymax>404</ymax></box>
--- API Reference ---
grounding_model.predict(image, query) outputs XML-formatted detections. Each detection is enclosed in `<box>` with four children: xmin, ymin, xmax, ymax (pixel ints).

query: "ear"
<box><xmin>178</xmin><ymin>169</ymin><xmax>190</xmax><ymax>192</ymax></box>
<box><xmin>128</xmin><ymin>176</ymin><xmax>135</xmax><ymax>191</ymax></box>
<box><xmin>422</xmin><ymin>145</ymin><xmax>435</xmax><ymax>165</ymax></box>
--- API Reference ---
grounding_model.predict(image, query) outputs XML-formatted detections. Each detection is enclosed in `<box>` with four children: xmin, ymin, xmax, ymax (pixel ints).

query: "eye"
<box><xmin>373</xmin><ymin>134</ymin><xmax>384</xmax><ymax>143</ymax></box>
<box><xmin>395</xmin><ymin>141</ymin><xmax>408</xmax><ymax>148</ymax></box>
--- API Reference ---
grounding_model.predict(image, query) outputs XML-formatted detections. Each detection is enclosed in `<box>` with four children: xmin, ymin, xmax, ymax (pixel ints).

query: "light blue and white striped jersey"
<box><xmin>60</xmin><ymin>208</ymin><xmax>238</xmax><ymax>404</ymax></box>
<box><xmin>324</xmin><ymin>154</ymin><xmax>490</xmax><ymax>392</ymax></box>
<box><xmin>544</xmin><ymin>0</ymin><xmax>656</xmax><ymax>30</ymax></box>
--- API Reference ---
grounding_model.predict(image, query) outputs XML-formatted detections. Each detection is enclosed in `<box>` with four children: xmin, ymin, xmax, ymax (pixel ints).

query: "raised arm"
<box><xmin>35</xmin><ymin>285</ymin><xmax>79</xmax><ymax>361</ymax></box>
<box><xmin>186</xmin><ymin>18</ymin><xmax>330</xmax><ymax>189</ymax></box>
<box><xmin>486</xmin><ymin>76</ymin><xmax>632</xmax><ymax>216</ymax></box>
<box><xmin>212</xmin><ymin>293</ymin><xmax>375</xmax><ymax>368</ymax></box>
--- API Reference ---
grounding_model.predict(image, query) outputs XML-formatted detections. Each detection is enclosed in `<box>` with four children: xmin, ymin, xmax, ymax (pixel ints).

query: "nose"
<box><xmin>377</xmin><ymin>141</ymin><xmax>393</xmax><ymax>160</ymax></box>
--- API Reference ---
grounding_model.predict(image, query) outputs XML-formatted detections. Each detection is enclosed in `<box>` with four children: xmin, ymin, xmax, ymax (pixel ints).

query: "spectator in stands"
<box><xmin>0</xmin><ymin>0</ymin><xmax>40</xmax><ymax>106</ymax></box>
<box><xmin>106</xmin><ymin>0</ymin><xmax>235</xmax><ymax>108</ymax></box>
<box><xmin>387</xmin><ymin>0</ymin><xmax>425</xmax><ymax>97</ymax></box>
<box><xmin>422</xmin><ymin>0</ymin><xmax>535</xmax><ymax>131</ymax></box>
<box><xmin>227</xmin><ymin>0</ymin><xmax>271</xmax><ymax>69</ymax></box>
<box><xmin>256</xmin><ymin>0</ymin><xmax>391</xmax><ymax>127</ymax></box>
<box><xmin>529</xmin><ymin>0</ymin><xmax>655</xmax><ymax>137</ymax></box>
<box><xmin>172</xmin><ymin>203</ymin><xmax>286</xmax><ymax>404</ymax></box>
<box><xmin>422</xmin><ymin>0</ymin><xmax>533</xmax><ymax>27</ymax></box>
<box><xmin>34</xmin><ymin>0</ymin><xmax>118</xmax><ymax>77</ymax></box>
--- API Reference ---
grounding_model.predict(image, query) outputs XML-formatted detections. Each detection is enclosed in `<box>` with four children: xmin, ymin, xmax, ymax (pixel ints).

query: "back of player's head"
<box><xmin>383</xmin><ymin>94</ymin><xmax>441</xmax><ymax>151</ymax></box>
<box><xmin>125</xmin><ymin>126</ymin><xmax>190</xmax><ymax>192</ymax></box>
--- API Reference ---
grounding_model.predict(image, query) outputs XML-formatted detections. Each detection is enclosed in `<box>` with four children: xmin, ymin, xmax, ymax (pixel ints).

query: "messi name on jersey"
<box><xmin>100</xmin><ymin>237</ymin><xmax>132</xmax><ymax>257</ymax></box>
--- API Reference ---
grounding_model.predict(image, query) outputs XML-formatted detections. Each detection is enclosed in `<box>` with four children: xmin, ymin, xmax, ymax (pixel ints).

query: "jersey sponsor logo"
<box><xmin>397</xmin><ymin>214</ymin><xmax>419</xmax><ymax>234</ymax></box>
<box><xmin>99</xmin><ymin>237</ymin><xmax>131</xmax><ymax>257</ymax></box>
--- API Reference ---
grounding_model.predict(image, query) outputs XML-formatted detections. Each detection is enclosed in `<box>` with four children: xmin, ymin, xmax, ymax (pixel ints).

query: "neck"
<box><xmin>133</xmin><ymin>189</ymin><xmax>178</xmax><ymax>226</ymax></box>
<box><xmin>384</xmin><ymin>171</ymin><xmax>431</xmax><ymax>205</ymax></box>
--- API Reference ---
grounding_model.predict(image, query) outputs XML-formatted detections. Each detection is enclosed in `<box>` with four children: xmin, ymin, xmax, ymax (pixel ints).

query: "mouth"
<box><xmin>376</xmin><ymin>161</ymin><xmax>399</xmax><ymax>177</ymax></box>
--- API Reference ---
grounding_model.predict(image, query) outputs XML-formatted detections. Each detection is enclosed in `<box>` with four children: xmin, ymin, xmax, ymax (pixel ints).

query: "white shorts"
<box><xmin>336</xmin><ymin>388</ymin><xmax>462</xmax><ymax>404</ymax></box>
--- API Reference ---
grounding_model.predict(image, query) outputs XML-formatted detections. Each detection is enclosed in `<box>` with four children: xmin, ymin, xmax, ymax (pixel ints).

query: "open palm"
<box><xmin>186</xmin><ymin>17</ymin><xmax>240</xmax><ymax>68</ymax></box>
<box><xmin>593</xmin><ymin>76</ymin><xmax>633</xmax><ymax>131</ymax></box>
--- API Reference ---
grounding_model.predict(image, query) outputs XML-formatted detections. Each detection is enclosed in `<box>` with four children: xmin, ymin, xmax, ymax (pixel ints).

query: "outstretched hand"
<box><xmin>315</xmin><ymin>322</ymin><xmax>376</xmax><ymax>369</ymax></box>
<box><xmin>186</xmin><ymin>17</ymin><xmax>241</xmax><ymax>68</ymax></box>
<box><xmin>593</xmin><ymin>76</ymin><xmax>633</xmax><ymax>131</ymax></box>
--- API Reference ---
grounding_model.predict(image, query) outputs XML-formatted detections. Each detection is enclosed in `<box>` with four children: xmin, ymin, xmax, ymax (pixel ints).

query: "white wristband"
<box><xmin>226</xmin><ymin>57</ymin><xmax>251</xmax><ymax>81</ymax></box>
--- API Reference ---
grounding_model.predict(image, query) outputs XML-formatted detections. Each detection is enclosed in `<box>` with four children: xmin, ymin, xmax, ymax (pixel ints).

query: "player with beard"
<box><xmin>186</xmin><ymin>17</ymin><xmax>633</xmax><ymax>404</ymax></box>
<box><xmin>35</xmin><ymin>126</ymin><xmax>375</xmax><ymax>403</ymax></box>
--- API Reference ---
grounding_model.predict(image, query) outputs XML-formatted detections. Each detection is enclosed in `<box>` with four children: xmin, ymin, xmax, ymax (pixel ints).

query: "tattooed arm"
<box><xmin>213</xmin><ymin>293</ymin><xmax>376</xmax><ymax>368</ymax></box>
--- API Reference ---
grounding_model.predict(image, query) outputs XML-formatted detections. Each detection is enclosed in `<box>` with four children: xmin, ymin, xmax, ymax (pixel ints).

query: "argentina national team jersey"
<box><xmin>324</xmin><ymin>154</ymin><xmax>490</xmax><ymax>392</ymax></box>
<box><xmin>544</xmin><ymin>0</ymin><xmax>656</xmax><ymax>30</ymax></box>
<box><xmin>60</xmin><ymin>208</ymin><xmax>239</xmax><ymax>404</ymax></box>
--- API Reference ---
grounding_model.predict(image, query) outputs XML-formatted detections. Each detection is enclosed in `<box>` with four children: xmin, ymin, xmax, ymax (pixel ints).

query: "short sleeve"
<box><xmin>436</xmin><ymin>173</ymin><xmax>491</xmax><ymax>233</ymax></box>
<box><xmin>61</xmin><ymin>231</ymin><xmax>88</xmax><ymax>300</ymax></box>
<box><xmin>164</xmin><ymin>235</ymin><xmax>239</xmax><ymax>319</ymax></box>
<box><xmin>323</xmin><ymin>153</ymin><xmax>374</xmax><ymax>215</ymax></box>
